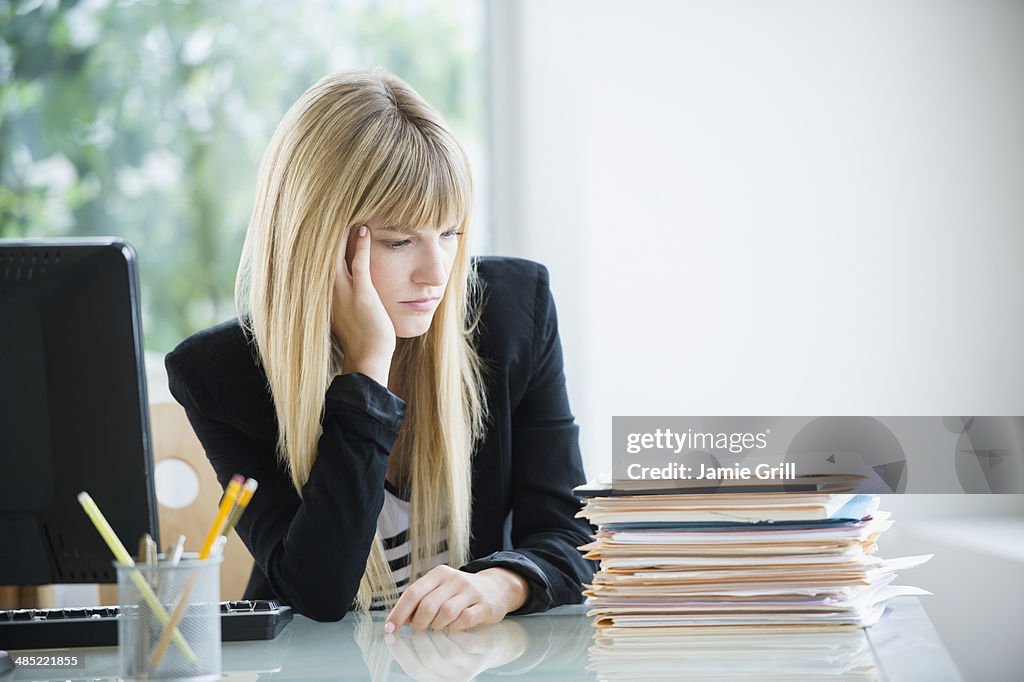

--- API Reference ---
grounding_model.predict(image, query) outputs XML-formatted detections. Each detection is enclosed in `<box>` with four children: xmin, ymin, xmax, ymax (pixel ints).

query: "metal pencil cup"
<box><xmin>116</xmin><ymin>556</ymin><xmax>222</xmax><ymax>681</ymax></box>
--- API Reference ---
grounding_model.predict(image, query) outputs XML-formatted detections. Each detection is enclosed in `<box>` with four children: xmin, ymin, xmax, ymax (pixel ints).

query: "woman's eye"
<box><xmin>385</xmin><ymin>239</ymin><xmax>412</xmax><ymax>249</ymax></box>
<box><xmin>441</xmin><ymin>230</ymin><xmax>463</xmax><ymax>239</ymax></box>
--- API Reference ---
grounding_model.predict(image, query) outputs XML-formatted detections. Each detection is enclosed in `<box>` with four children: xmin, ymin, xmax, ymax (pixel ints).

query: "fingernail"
<box><xmin>384</xmin><ymin>621</ymin><xmax>395</xmax><ymax>634</ymax></box>
<box><xmin>359</xmin><ymin>225</ymin><xmax>367</xmax><ymax>237</ymax></box>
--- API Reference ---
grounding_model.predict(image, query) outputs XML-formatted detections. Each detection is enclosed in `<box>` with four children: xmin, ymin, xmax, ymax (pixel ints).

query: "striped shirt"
<box><xmin>370</xmin><ymin>480</ymin><xmax>449</xmax><ymax>609</ymax></box>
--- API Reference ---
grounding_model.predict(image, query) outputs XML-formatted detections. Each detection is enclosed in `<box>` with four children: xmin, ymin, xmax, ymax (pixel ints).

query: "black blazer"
<box><xmin>165</xmin><ymin>257</ymin><xmax>597</xmax><ymax>621</ymax></box>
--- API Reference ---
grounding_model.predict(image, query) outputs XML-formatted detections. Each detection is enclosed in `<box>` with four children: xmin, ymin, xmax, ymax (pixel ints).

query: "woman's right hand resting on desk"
<box><xmin>332</xmin><ymin>224</ymin><xmax>396</xmax><ymax>388</ymax></box>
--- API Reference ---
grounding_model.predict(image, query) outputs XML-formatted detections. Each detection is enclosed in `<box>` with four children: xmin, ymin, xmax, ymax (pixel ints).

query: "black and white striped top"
<box><xmin>370</xmin><ymin>480</ymin><xmax>449</xmax><ymax>609</ymax></box>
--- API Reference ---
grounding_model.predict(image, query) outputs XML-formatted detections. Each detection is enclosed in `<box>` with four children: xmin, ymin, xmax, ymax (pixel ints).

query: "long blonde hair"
<box><xmin>235</xmin><ymin>68</ymin><xmax>488</xmax><ymax>611</ymax></box>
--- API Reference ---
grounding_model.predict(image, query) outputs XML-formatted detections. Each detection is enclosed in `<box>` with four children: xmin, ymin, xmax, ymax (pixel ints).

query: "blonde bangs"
<box><xmin>354</xmin><ymin>118</ymin><xmax>472</xmax><ymax>234</ymax></box>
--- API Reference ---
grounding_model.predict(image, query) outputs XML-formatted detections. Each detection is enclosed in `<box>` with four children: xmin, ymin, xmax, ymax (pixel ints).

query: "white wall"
<box><xmin>488</xmin><ymin>3</ymin><xmax>1024</xmax><ymax>676</ymax></box>
<box><xmin>488</xmin><ymin>0</ymin><xmax>1024</xmax><ymax>479</ymax></box>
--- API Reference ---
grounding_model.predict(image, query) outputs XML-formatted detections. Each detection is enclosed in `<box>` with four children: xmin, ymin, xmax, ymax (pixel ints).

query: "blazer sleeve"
<box><xmin>460</xmin><ymin>264</ymin><xmax>598</xmax><ymax>614</ymax></box>
<box><xmin>165</xmin><ymin>354</ymin><xmax>405</xmax><ymax>622</ymax></box>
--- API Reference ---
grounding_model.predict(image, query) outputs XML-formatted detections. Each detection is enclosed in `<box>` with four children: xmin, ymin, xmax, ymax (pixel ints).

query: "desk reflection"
<box><xmin>588</xmin><ymin>628</ymin><xmax>880</xmax><ymax>681</ymax></box>
<box><xmin>263</xmin><ymin>609</ymin><xmax>878</xmax><ymax>681</ymax></box>
<box><xmin>5</xmin><ymin>599</ymin><xmax>957</xmax><ymax>680</ymax></box>
<box><xmin>238</xmin><ymin>609</ymin><xmax>593</xmax><ymax>680</ymax></box>
<box><xmin>356</xmin><ymin>616</ymin><xmax>528</xmax><ymax>680</ymax></box>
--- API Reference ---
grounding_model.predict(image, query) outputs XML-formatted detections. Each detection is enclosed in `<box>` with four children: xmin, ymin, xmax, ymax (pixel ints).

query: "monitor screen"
<box><xmin>0</xmin><ymin>238</ymin><xmax>158</xmax><ymax>584</ymax></box>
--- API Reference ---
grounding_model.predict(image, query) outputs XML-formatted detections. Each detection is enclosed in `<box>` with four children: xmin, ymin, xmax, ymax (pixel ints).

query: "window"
<box><xmin>1</xmin><ymin>0</ymin><xmax>487</xmax><ymax>352</ymax></box>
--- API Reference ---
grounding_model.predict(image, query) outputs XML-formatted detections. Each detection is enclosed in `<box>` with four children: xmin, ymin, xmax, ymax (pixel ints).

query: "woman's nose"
<box><xmin>413</xmin><ymin>243</ymin><xmax>447</xmax><ymax>286</ymax></box>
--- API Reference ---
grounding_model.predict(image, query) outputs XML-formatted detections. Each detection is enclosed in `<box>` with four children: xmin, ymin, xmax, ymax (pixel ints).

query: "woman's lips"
<box><xmin>400</xmin><ymin>297</ymin><xmax>440</xmax><ymax>312</ymax></box>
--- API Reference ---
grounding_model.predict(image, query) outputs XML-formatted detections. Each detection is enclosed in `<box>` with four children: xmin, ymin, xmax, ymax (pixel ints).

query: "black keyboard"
<box><xmin>0</xmin><ymin>600</ymin><xmax>293</xmax><ymax>650</ymax></box>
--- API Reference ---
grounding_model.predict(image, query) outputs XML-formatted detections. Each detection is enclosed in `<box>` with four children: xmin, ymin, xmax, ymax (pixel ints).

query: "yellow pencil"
<box><xmin>199</xmin><ymin>474</ymin><xmax>244</xmax><ymax>559</ymax></box>
<box><xmin>77</xmin><ymin>492</ymin><xmax>196</xmax><ymax>663</ymax></box>
<box><xmin>221</xmin><ymin>478</ymin><xmax>259</xmax><ymax>538</ymax></box>
<box><xmin>151</xmin><ymin>475</ymin><xmax>256</xmax><ymax>669</ymax></box>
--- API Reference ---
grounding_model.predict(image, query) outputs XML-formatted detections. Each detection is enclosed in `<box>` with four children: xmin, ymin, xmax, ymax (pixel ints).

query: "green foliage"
<box><xmin>1</xmin><ymin>0</ymin><xmax>484</xmax><ymax>351</ymax></box>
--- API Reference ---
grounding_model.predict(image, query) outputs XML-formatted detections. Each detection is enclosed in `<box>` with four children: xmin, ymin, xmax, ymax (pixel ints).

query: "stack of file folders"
<box><xmin>575</xmin><ymin>485</ymin><xmax>932</xmax><ymax>636</ymax></box>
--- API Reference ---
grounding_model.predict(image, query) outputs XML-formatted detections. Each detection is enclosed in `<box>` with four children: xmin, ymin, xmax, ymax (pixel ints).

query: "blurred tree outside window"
<box><xmin>1</xmin><ymin>0</ymin><xmax>487</xmax><ymax>352</ymax></box>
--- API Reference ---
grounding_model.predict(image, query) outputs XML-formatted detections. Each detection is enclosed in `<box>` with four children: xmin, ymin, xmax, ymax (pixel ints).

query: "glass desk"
<box><xmin>4</xmin><ymin>597</ymin><xmax>961</xmax><ymax>680</ymax></box>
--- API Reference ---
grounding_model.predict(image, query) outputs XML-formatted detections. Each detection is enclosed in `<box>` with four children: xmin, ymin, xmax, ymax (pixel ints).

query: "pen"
<box><xmin>211</xmin><ymin>535</ymin><xmax>228</xmax><ymax>557</ymax></box>
<box><xmin>77</xmin><ymin>492</ymin><xmax>196</xmax><ymax>662</ymax></box>
<box><xmin>138</xmin><ymin>534</ymin><xmax>157</xmax><ymax>674</ymax></box>
<box><xmin>167</xmin><ymin>535</ymin><xmax>186</xmax><ymax>566</ymax></box>
<box><xmin>156</xmin><ymin>535</ymin><xmax>186</xmax><ymax>604</ymax></box>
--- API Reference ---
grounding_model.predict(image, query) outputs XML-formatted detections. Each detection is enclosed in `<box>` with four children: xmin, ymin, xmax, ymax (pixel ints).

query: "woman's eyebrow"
<box><xmin>376</xmin><ymin>224</ymin><xmax>449</xmax><ymax>234</ymax></box>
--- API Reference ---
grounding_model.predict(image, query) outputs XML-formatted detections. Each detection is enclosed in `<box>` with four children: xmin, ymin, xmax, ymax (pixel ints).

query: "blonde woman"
<box><xmin>165</xmin><ymin>68</ymin><xmax>596</xmax><ymax>632</ymax></box>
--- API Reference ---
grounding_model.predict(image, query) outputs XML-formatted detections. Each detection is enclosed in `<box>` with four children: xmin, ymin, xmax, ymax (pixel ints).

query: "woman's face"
<box><xmin>343</xmin><ymin>217</ymin><xmax>462</xmax><ymax>338</ymax></box>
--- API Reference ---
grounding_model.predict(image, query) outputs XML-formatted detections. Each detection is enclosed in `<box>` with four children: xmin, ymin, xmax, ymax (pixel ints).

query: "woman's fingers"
<box><xmin>387</xmin><ymin>567</ymin><xmax>444</xmax><ymax>632</ymax></box>
<box><xmin>335</xmin><ymin>223</ymin><xmax>368</xmax><ymax>283</ymax></box>
<box><xmin>446</xmin><ymin>603</ymin><xmax>491</xmax><ymax>633</ymax></box>
<box><xmin>409</xmin><ymin>580</ymin><xmax>463</xmax><ymax>632</ymax></box>
<box><xmin>349</xmin><ymin>224</ymin><xmax>371</xmax><ymax>288</ymax></box>
<box><xmin>386</xmin><ymin>567</ymin><xmax>515</xmax><ymax>635</ymax></box>
<box><xmin>426</xmin><ymin>590</ymin><xmax>478</xmax><ymax>632</ymax></box>
<box><xmin>387</xmin><ymin>566</ymin><xmax>484</xmax><ymax>633</ymax></box>
<box><xmin>335</xmin><ymin>225</ymin><xmax>352</xmax><ymax>281</ymax></box>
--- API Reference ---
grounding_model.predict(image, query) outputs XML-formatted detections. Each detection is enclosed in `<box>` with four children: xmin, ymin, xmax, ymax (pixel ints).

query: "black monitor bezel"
<box><xmin>0</xmin><ymin>237</ymin><xmax>159</xmax><ymax>584</ymax></box>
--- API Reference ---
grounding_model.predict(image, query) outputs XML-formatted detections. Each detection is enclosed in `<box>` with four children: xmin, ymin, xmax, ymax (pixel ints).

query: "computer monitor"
<box><xmin>0</xmin><ymin>237</ymin><xmax>159</xmax><ymax>585</ymax></box>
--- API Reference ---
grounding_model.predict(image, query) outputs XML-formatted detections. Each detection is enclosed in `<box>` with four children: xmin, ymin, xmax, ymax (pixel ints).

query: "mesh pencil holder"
<box><xmin>115</xmin><ymin>556</ymin><xmax>222</xmax><ymax>681</ymax></box>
